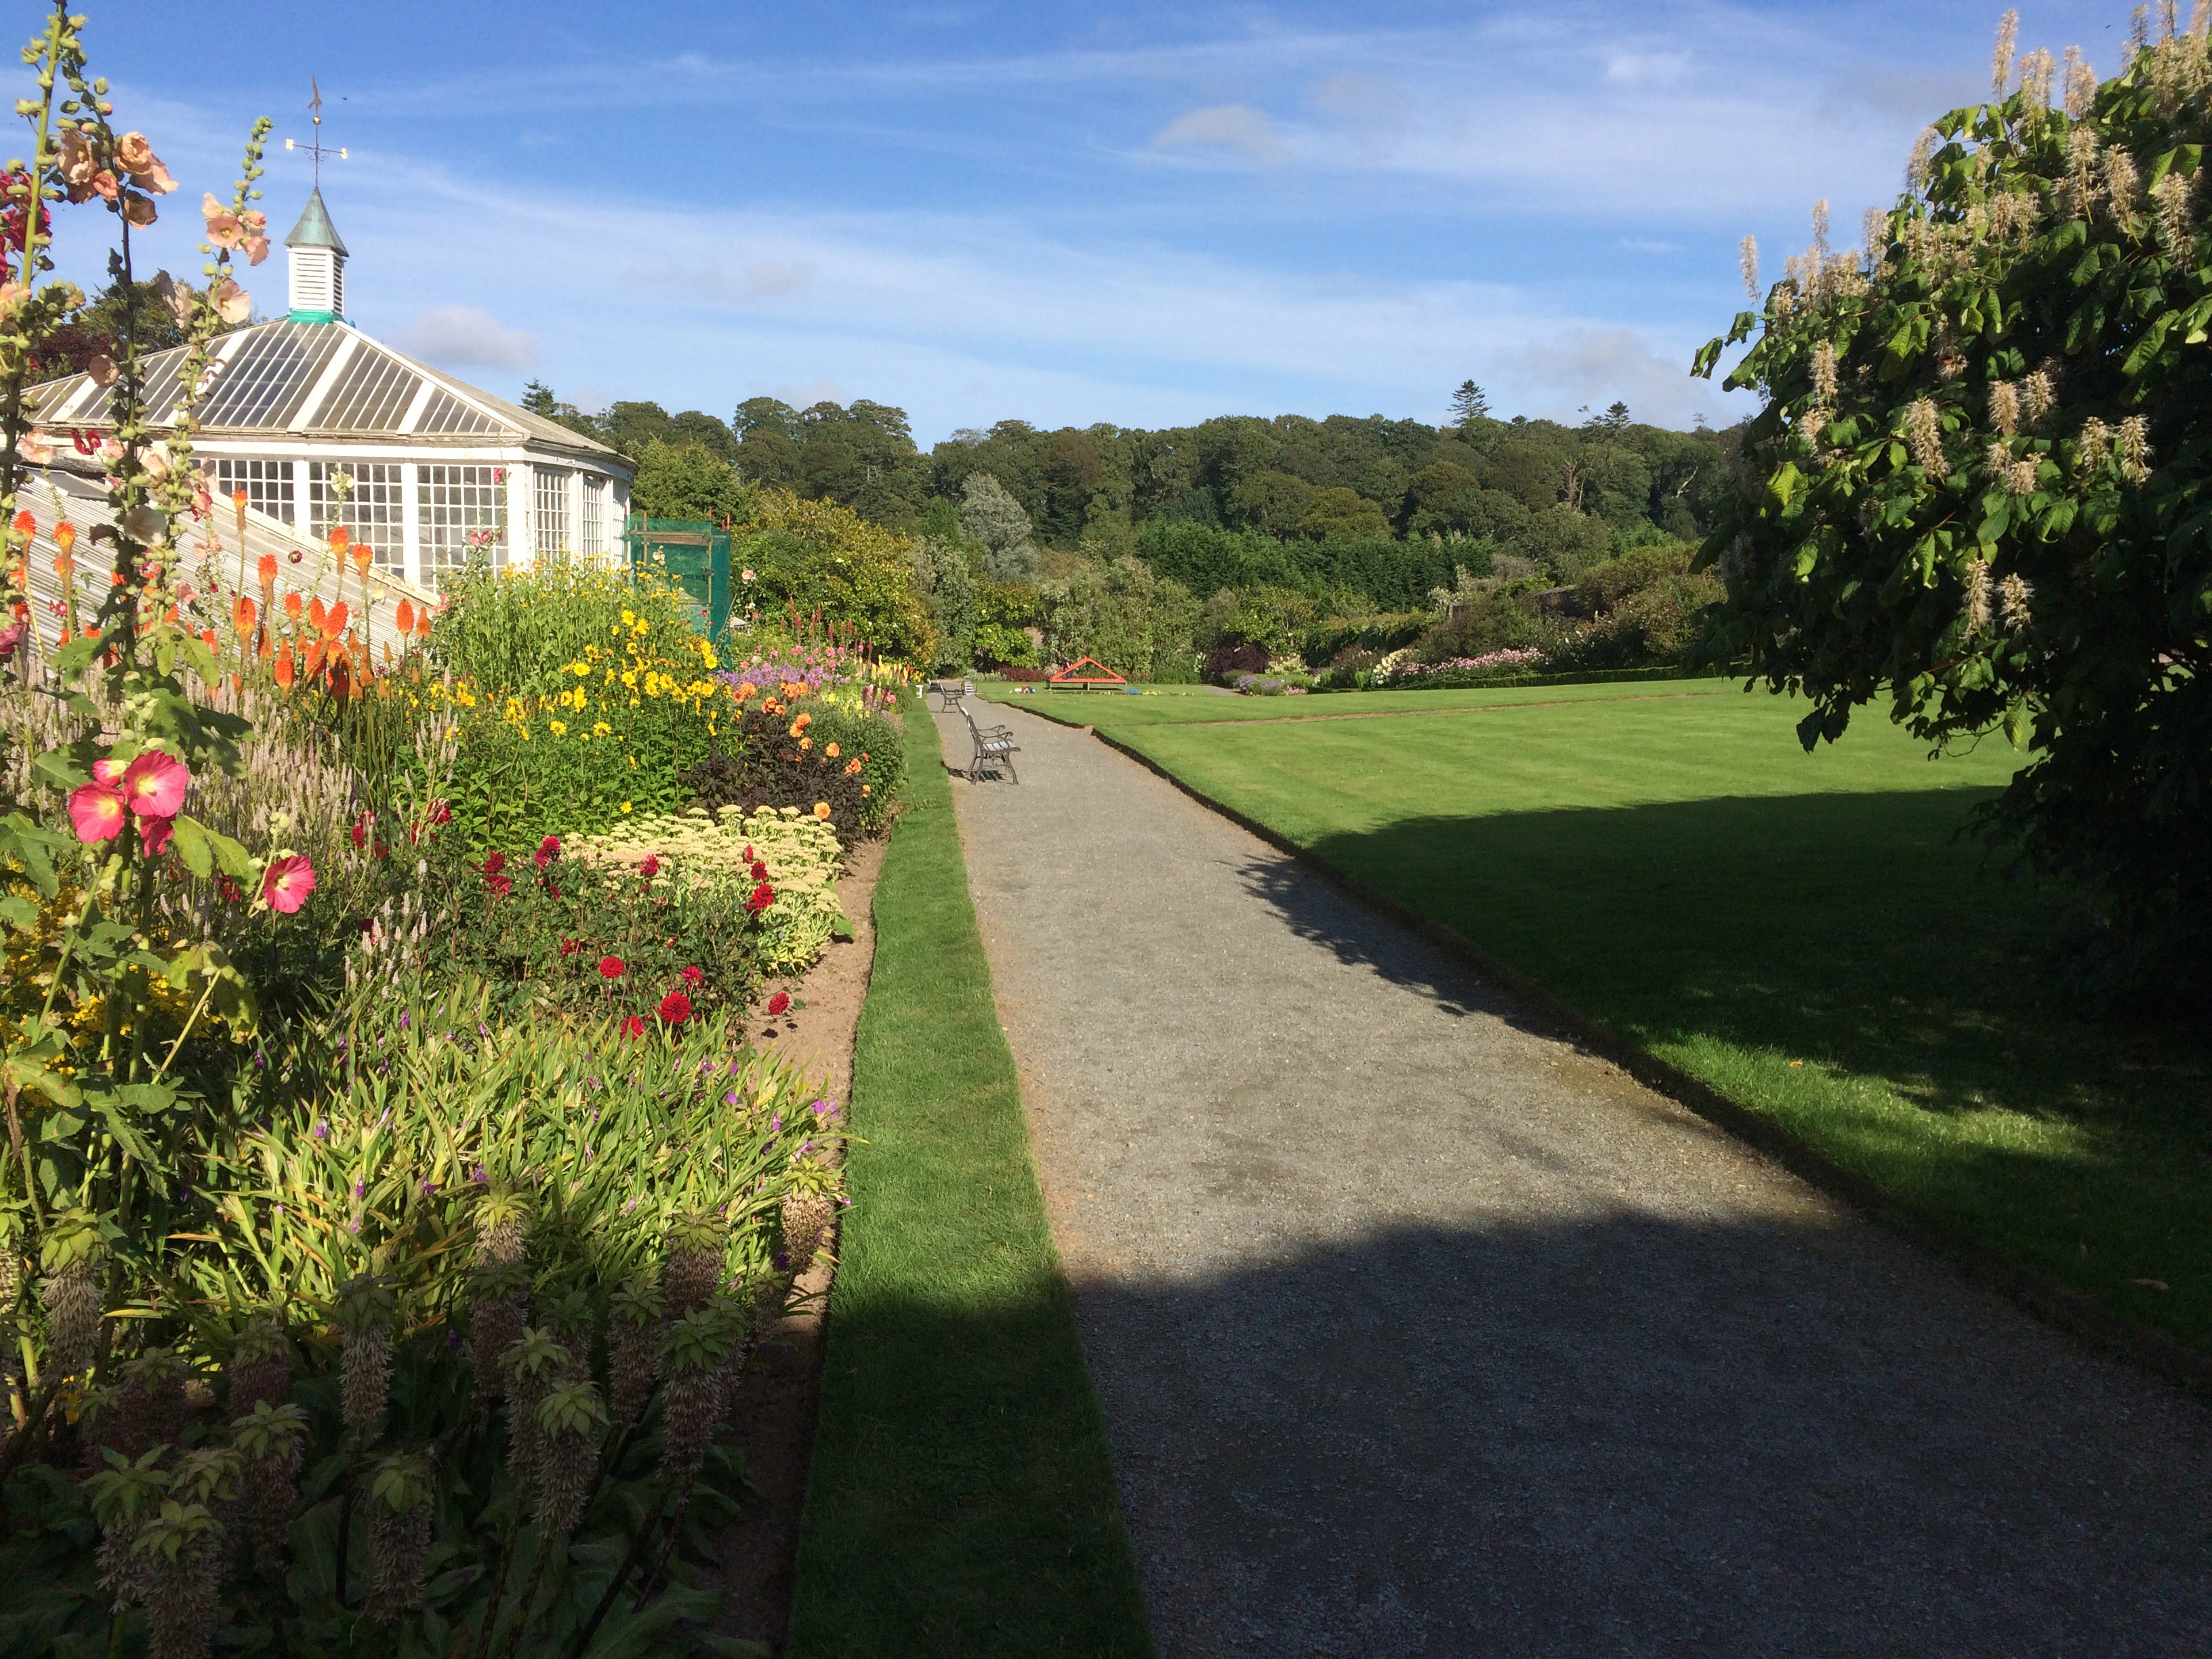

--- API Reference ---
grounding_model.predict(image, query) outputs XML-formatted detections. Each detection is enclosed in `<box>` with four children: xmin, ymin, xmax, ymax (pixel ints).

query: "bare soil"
<box><xmin>710</xmin><ymin>832</ymin><xmax>887</xmax><ymax>1654</ymax></box>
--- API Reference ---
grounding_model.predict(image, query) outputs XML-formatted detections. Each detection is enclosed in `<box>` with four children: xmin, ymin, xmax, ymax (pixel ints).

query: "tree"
<box><xmin>958</xmin><ymin>472</ymin><xmax>1038</xmax><ymax>582</ymax></box>
<box><xmin>1449</xmin><ymin>380</ymin><xmax>1490</xmax><ymax>427</ymax></box>
<box><xmin>909</xmin><ymin>535</ymin><xmax>980</xmax><ymax>672</ymax></box>
<box><xmin>1296</xmin><ymin>485</ymin><xmax>1392</xmax><ymax>541</ymax></box>
<box><xmin>1042</xmin><ymin>556</ymin><xmax>1198</xmax><ymax>678</ymax></box>
<box><xmin>1694</xmin><ymin>22</ymin><xmax>2212</xmax><ymax>989</ymax></box>
<box><xmin>729</xmin><ymin>490</ymin><xmax>935</xmax><ymax>665</ymax></box>
<box><xmin>631</xmin><ymin>440</ymin><xmax>748</xmax><ymax>523</ymax></box>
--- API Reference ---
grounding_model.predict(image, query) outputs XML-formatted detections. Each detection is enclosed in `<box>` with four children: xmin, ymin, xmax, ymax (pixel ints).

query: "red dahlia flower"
<box><xmin>680</xmin><ymin>964</ymin><xmax>703</xmax><ymax>986</ymax></box>
<box><xmin>747</xmin><ymin>882</ymin><xmax>775</xmax><ymax>914</ymax></box>
<box><xmin>639</xmin><ymin>855</ymin><xmax>661</xmax><ymax>879</ymax></box>
<box><xmin>482</xmin><ymin>851</ymin><xmax>506</xmax><ymax>877</ymax></box>
<box><xmin>657</xmin><ymin>991</ymin><xmax>692</xmax><ymax>1025</ymax></box>
<box><xmin>598</xmin><ymin>955</ymin><xmax>625</xmax><ymax>979</ymax></box>
<box><xmin>621</xmin><ymin>1015</ymin><xmax>646</xmax><ymax>1039</ymax></box>
<box><xmin>766</xmin><ymin>991</ymin><xmax>790</xmax><ymax>1017</ymax></box>
<box><xmin>560</xmin><ymin>937</ymin><xmax>580</xmax><ymax>956</ymax></box>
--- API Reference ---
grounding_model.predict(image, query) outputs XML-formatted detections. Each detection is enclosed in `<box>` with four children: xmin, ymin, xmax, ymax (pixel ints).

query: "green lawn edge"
<box><xmin>785</xmin><ymin>693</ymin><xmax>1155</xmax><ymax>1658</ymax></box>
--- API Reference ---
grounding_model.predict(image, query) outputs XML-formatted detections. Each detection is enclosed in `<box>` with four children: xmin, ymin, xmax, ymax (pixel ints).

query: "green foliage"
<box><xmin>1041</xmin><ymin>556</ymin><xmax>1200</xmax><ymax>680</ymax></box>
<box><xmin>909</xmin><ymin>534</ymin><xmax>981</xmax><ymax>672</ymax></box>
<box><xmin>630</xmin><ymin>438</ymin><xmax>750</xmax><ymax>523</ymax></box>
<box><xmin>730</xmin><ymin>490</ymin><xmax>935</xmax><ymax>665</ymax></box>
<box><xmin>1695</xmin><ymin>28</ymin><xmax>2212</xmax><ymax>987</ymax></box>
<box><xmin>428</xmin><ymin>557</ymin><xmax>699</xmax><ymax>698</ymax></box>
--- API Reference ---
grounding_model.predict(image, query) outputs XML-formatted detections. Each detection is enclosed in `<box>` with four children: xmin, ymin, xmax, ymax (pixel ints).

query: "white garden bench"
<box><xmin>961</xmin><ymin>703</ymin><xmax>1021</xmax><ymax>783</ymax></box>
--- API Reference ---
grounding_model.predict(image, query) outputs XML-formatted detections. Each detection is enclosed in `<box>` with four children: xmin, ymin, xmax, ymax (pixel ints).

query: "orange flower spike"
<box><xmin>322</xmin><ymin>601</ymin><xmax>349</xmax><ymax>640</ymax></box>
<box><xmin>232</xmin><ymin>489</ymin><xmax>249</xmax><ymax>512</ymax></box>
<box><xmin>308</xmin><ymin>596</ymin><xmax>326</xmax><ymax>632</ymax></box>
<box><xmin>233</xmin><ymin>594</ymin><xmax>256</xmax><ymax>634</ymax></box>
<box><xmin>414</xmin><ymin>608</ymin><xmax>432</xmax><ymax>638</ymax></box>
<box><xmin>304</xmin><ymin>639</ymin><xmax>327</xmax><ymax>680</ymax></box>
<box><xmin>394</xmin><ymin>599</ymin><xmax>415</xmax><ymax>634</ymax></box>
<box><xmin>200</xmin><ymin>628</ymin><xmax>219</xmax><ymax>651</ymax></box>
<box><xmin>329</xmin><ymin>526</ymin><xmax>350</xmax><ymax>554</ymax></box>
<box><xmin>284</xmin><ymin>590</ymin><xmax>302</xmax><ymax>621</ymax></box>
<box><xmin>273</xmin><ymin>645</ymin><xmax>295</xmax><ymax>689</ymax></box>
<box><xmin>52</xmin><ymin>550</ymin><xmax>72</xmax><ymax>579</ymax></box>
<box><xmin>352</xmin><ymin>544</ymin><xmax>372</xmax><ymax>577</ymax></box>
<box><xmin>53</xmin><ymin>522</ymin><xmax>74</xmax><ymax>556</ymax></box>
<box><xmin>258</xmin><ymin>552</ymin><xmax>278</xmax><ymax>585</ymax></box>
<box><xmin>163</xmin><ymin>605</ymin><xmax>179</xmax><ymax>625</ymax></box>
<box><xmin>9</xmin><ymin>510</ymin><xmax>32</xmax><ymax>541</ymax></box>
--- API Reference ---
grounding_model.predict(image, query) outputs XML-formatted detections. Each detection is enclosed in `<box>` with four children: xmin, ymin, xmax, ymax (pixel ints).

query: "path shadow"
<box><xmin>806</xmin><ymin>1208</ymin><xmax>2212</xmax><ymax>1658</ymax></box>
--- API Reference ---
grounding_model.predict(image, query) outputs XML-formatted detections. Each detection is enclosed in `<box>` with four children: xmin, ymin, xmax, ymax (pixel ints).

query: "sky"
<box><xmin>49</xmin><ymin>1</ymin><xmax>2143</xmax><ymax>443</ymax></box>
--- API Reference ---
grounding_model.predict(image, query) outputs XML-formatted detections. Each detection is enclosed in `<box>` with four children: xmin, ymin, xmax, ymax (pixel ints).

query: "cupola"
<box><xmin>284</xmin><ymin>186</ymin><xmax>348</xmax><ymax>323</ymax></box>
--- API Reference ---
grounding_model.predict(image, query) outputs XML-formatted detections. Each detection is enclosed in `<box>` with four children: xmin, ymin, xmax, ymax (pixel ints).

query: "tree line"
<box><xmin>521</xmin><ymin>382</ymin><xmax>1736</xmax><ymax>604</ymax></box>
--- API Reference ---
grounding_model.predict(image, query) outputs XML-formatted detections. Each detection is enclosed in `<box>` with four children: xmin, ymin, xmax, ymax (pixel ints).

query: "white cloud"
<box><xmin>1151</xmin><ymin>104</ymin><xmax>1282</xmax><ymax>161</ymax></box>
<box><xmin>396</xmin><ymin>304</ymin><xmax>540</xmax><ymax>373</ymax></box>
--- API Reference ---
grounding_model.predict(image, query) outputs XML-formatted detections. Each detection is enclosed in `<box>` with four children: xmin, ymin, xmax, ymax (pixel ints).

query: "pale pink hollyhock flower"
<box><xmin>86</xmin><ymin>353</ymin><xmax>117</xmax><ymax>387</ymax></box>
<box><xmin>243</xmin><ymin>236</ymin><xmax>270</xmax><ymax>266</ymax></box>
<box><xmin>263</xmin><ymin>855</ymin><xmax>315</xmax><ymax>914</ymax></box>
<box><xmin>115</xmin><ymin>134</ymin><xmax>176</xmax><ymax>193</ymax></box>
<box><xmin>121</xmin><ymin>193</ymin><xmax>157</xmax><ymax>229</ymax></box>
<box><xmin>140</xmin><ymin>817</ymin><xmax>174</xmax><ymax>857</ymax></box>
<box><xmin>91</xmin><ymin>170</ymin><xmax>118</xmax><ymax>203</ymax></box>
<box><xmin>69</xmin><ymin>781</ymin><xmax>127</xmax><ymax>843</ymax></box>
<box><xmin>92</xmin><ymin>757</ymin><xmax>127</xmax><ymax>785</ymax></box>
<box><xmin>202</xmin><ymin>194</ymin><xmax>243</xmax><ymax>249</ymax></box>
<box><xmin>122</xmin><ymin>750</ymin><xmax>190</xmax><ymax>819</ymax></box>
<box><xmin>211</xmin><ymin>278</ymin><xmax>251</xmax><ymax>325</ymax></box>
<box><xmin>56</xmin><ymin>130</ymin><xmax>96</xmax><ymax>187</ymax></box>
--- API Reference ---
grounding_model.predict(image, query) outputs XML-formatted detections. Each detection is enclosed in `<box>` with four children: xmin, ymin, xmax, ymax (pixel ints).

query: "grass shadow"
<box><xmin>1230</xmin><ymin>790</ymin><xmax>2212</xmax><ymax>1349</ymax></box>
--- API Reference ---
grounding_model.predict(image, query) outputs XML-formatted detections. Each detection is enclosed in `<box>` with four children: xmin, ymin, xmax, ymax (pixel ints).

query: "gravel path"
<box><xmin>932</xmin><ymin>702</ymin><xmax>2212</xmax><ymax>1658</ymax></box>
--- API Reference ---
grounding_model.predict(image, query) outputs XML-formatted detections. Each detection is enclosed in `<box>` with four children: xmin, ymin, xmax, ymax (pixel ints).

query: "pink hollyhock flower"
<box><xmin>121</xmin><ymin>750</ymin><xmax>189</xmax><ymax>819</ymax></box>
<box><xmin>92</xmin><ymin>756</ymin><xmax>127</xmax><ymax>785</ymax></box>
<box><xmin>262</xmin><ymin>855</ymin><xmax>315</xmax><ymax>914</ymax></box>
<box><xmin>139</xmin><ymin>817</ymin><xmax>174</xmax><ymax>857</ymax></box>
<box><xmin>68</xmin><ymin>781</ymin><xmax>126</xmax><ymax>843</ymax></box>
<box><xmin>766</xmin><ymin>991</ymin><xmax>790</xmax><ymax>1017</ymax></box>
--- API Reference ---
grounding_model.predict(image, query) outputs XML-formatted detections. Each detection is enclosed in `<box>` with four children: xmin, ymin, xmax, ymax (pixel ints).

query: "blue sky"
<box><xmin>59</xmin><ymin>2</ymin><xmax>2137</xmax><ymax>441</ymax></box>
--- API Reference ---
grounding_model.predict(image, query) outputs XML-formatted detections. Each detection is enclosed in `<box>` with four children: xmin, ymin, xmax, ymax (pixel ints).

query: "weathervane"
<box><xmin>283</xmin><ymin>78</ymin><xmax>346</xmax><ymax>184</ymax></box>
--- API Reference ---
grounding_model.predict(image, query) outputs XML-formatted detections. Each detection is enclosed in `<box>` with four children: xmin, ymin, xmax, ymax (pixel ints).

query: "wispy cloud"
<box><xmin>1152</xmin><ymin>103</ymin><xmax>1283</xmax><ymax>161</ymax></box>
<box><xmin>396</xmin><ymin>304</ymin><xmax>540</xmax><ymax>374</ymax></box>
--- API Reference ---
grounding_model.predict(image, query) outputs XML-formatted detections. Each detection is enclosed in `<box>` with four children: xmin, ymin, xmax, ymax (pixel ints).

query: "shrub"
<box><xmin>731</xmin><ymin>490</ymin><xmax>935</xmax><ymax>665</ymax></box>
<box><xmin>674</xmin><ymin>691</ymin><xmax>903</xmax><ymax>844</ymax></box>
<box><xmin>1204</xmin><ymin>641</ymin><xmax>1269</xmax><ymax>682</ymax></box>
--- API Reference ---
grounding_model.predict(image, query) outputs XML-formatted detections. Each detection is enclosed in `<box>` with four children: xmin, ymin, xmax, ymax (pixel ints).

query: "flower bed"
<box><xmin>1371</xmin><ymin>647</ymin><xmax>1549</xmax><ymax>687</ymax></box>
<box><xmin>0</xmin><ymin>49</ymin><xmax>917</xmax><ymax>1658</ymax></box>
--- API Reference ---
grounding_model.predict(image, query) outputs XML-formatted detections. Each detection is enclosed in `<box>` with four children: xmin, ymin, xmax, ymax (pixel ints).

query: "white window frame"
<box><xmin>579</xmin><ymin>474</ymin><xmax>606</xmax><ymax>559</ymax></box>
<box><xmin>213</xmin><ymin>457</ymin><xmax>295</xmax><ymax>525</ymax></box>
<box><xmin>417</xmin><ymin>463</ymin><xmax>506</xmax><ymax>581</ymax></box>
<box><xmin>534</xmin><ymin>466</ymin><xmax>571</xmax><ymax>558</ymax></box>
<box><xmin>308</xmin><ymin>461</ymin><xmax>403</xmax><ymax>575</ymax></box>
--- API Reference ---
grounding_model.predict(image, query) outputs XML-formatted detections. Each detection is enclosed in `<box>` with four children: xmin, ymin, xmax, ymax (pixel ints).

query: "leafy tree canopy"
<box><xmin>1694</xmin><ymin>18</ymin><xmax>2212</xmax><ymax>987</ymax></box>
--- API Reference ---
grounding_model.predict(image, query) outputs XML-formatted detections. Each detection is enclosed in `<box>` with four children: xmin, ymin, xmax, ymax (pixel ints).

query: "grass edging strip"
<box><xmin>1059</xmin><ymin>714</ymin><xmax>2212</xmax><ymax>1401</ymax></box>
<box><xmin>785</xmin><ymin>695</ymin><xmax>1155</xmax><ymax>1658</ymax></box>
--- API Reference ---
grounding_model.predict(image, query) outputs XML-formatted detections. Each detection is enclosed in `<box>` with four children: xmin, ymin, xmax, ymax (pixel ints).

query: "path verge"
<box><xmin>785</xmin><ymin>693</ymin><xmax>1152</xmax><ymax>1658</ymax></box>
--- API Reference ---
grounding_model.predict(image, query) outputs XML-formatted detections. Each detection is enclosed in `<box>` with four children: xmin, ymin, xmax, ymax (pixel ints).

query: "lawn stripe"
<box><xmin>785</xmin><ymin>693</ymin><xmax>1154</xmax><ymax>1658</ymax></box>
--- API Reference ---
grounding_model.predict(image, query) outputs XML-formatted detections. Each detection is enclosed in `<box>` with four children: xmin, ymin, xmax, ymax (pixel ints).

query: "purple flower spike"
<box><xmin>420</xmin><ymin>1180</ymin><xmax>436</xmax><ymax>1197</ymax></box>
<box><xmin>353</xmin><ymin>1180</ymin><xmax>365</xmax><ymax>1197</ymax></box>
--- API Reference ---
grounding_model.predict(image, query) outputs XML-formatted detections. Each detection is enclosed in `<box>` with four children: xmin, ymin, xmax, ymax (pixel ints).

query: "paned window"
<box><xmin>534</xmin><ymin>467</ymin><xmax>571</xmax><ymax>557</ymax></box>
<box><xmin>579</xmin><ymin>475</ymin><xmax>605</xmax><ymax>558</ymax></box>
<box><xmin>308</xmin><ymin>462</ymin><xmax>403</xmax><ymax>574</ymax></box>
<box><xmin>418</xmin><ymin>464</ymin><xmax>506</xmax><ymax>579</ymax></box>
<box><xmin>212</xmin><ymin>457</ymin><xmax>294</xmax><ymax>525</ymax></box>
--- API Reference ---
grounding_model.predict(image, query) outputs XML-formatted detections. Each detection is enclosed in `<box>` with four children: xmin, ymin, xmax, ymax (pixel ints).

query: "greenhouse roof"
<box><xmin>22</xmin><ymin>320</ymin><xmax>626</xmax><ymax>468</ymax></box>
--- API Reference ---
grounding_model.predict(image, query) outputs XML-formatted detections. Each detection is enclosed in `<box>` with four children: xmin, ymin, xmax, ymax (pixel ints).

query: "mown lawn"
<box><xmin>1073</xmin><ymin>683</ymin><xmax>2212</xmax><ymax>1356</ymax></box>
<box><xmin>787</xmin><ymin>694</ymin><xmax>1153</xmax><ymax>1658</ymax></box>
<box><xmin>980</xmin><ymin>676</ymin><xmax>1738</xmax><ymax>727</ymax></box>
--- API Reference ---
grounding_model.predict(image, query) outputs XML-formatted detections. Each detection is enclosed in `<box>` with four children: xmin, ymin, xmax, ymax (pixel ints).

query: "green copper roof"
<box><xmin>283</xmin><ymin>186</ymin><xmax>348</xmax><ymax>256</ymax></box>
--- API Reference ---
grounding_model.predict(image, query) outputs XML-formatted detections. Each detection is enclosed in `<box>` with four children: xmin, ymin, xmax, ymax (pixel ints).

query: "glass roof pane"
<box><xmin>313</xmin><ymin>348</ymin><xmax>422</xmax><ymax>432</ymax></box>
